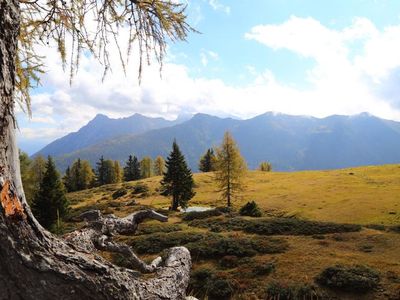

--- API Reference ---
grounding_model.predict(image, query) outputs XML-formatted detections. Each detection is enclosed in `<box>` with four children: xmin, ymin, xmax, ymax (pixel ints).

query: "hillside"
<box><xmin>68</xmin><ymin>164</ymin><xmax>400</xmax><ymax>225</ymax></box>
<box><xmin>38</xmin><ymin>112</ymin><xmax>400</xmax><ymax>172</ymax></box>
<box><xmin>66</xmin><ymin>164</ymin><xmax>400</xmax><ymax>299</ymax></box>
<box><xmin>35</xmin><ymin>113</ymin><xmax>179</xmax><ymax>157</ymax></box>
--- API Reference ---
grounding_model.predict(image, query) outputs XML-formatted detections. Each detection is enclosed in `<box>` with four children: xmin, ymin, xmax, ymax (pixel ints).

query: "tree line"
<box><xmin>20</xmin><ymin>132</ymin><xmax>273</xmax><ymax>229</ymax></box>
<box><xmin>62</xmin><ymin>155</ymin><xmax>166</xmax><ymax>192</ymax></box>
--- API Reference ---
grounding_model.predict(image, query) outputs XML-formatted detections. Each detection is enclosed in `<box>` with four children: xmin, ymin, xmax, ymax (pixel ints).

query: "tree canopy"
<box><xmin>161</xmin><ymin>140</ymin><xmax>195</xmax><ymax>210</ymax></box>
<box><xmin>17</xmin><ymin>0</ymin><xmax>195</xmax><ymax>114</ymax></box>
<box><xmin>215</xmin><ymin>132</ymin><xmax>247</xmax><ymax>207</ymax></box>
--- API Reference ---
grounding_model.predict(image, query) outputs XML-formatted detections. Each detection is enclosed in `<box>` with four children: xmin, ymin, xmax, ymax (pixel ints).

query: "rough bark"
<box><xmin>0</xmin><ymin>0</ymin><xmax>192</xmax><ymax>298</ymax></box>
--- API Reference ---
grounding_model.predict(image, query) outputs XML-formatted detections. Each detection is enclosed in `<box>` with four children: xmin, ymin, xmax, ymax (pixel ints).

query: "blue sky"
<box><xmin>18</xmin><ymin>0</ymin><xmax>400</xmax><ymax>153</ymax></box>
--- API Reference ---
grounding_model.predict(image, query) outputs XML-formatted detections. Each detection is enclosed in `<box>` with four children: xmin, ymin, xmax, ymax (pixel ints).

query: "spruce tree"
<box><xmin>63</xmin><ymin>166</ymin><xmax>74</xmax><ymax>192</ymax></box>
<box><xmin>199</xmin><ymin>148</ymin><xmax>217</xmax><ymax>172</ymax></box>
<box><xmin>215</xmin><ymin>132</ymin><xmax>247</xmax><ymax>207</ymax></box>
<box><xmin>132</xmin><ymin>156</ymin><xmax>141</xmax><ymax>180</ymax></box>
<box><xmin>161</xmin><ymin>140</ymin><xmax>195</xmax><ymax>210</ymax></box>
<box><xmin>31</xmin><ymin>156</ymin><xmax>69</xmax><ymax>230</ymax></box>
<box><xmin>124</xmin><ymin>155</ymin><xmax>141</xmax><ymax>181</ymax></box>
<box><xmin>96</xmin><ymin>156</ymin><xmax>106</xmax><ymax>186</ymax></box>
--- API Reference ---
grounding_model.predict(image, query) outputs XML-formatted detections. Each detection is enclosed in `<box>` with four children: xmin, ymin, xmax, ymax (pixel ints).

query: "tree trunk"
<box><xmin>0</xmin><ymin>0</ymin><xmax>191</xmax><ymax>298</ymax></box>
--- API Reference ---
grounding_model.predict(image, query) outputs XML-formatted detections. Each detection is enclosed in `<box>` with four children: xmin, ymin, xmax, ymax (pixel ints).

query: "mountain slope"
<box><xmin>35</xmin><ymin>113</ymin><xmax>178</xmax><ymax>157</ymax></box>
<box><xmin>50</xmin><ymin>112</ymin><xmax>400</xmax><ymax>172</ymax></box>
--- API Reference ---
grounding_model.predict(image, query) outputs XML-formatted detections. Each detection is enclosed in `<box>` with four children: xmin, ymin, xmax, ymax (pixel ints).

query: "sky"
<box><xmin>17</xmin><ymin>0</ymin><xmax>400</xmax><ymax>154</ymax></box>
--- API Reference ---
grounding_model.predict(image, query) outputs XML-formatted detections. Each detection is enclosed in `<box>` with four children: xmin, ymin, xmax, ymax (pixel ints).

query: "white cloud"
<box><xmin>207</xmin><ymin>0</ymin><xmax>230</xmax><ymax>14</ymax></box>
<box><xmin>18</xmin><ymin>16</ymin><xmax>400</xmax><ymax>150</ymax></box>
<box><xmin>200</xmin><ymin>49</ymin><xmax>219</xmax><ymax>66</ymax></box>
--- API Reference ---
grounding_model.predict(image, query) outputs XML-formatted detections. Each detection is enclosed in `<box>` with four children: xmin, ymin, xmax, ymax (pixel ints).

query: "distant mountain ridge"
<box><xmin>35</xmin><ymin>113</ymin><xmax>180</xmax><ymax>157</ymax></box>
<box><xmin>36</xmin><ymin>112</ymin><xmax>400</xmax><ymax>172</ymax></box>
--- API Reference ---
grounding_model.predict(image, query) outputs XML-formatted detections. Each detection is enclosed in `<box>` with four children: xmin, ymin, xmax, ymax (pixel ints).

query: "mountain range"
<box><xmin>34</xmin><ymin>112</ymin><xmax>400</xmax><ymax>172</ymax></box>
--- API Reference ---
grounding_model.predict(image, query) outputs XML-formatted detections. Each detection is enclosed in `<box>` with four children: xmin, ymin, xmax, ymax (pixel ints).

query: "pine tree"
<box><xmin>199</xmin><ymin>148</ymin><xmax>217</xmax><ymax>172</ymax></box>
<box><xmin>161</xmin><ymin>140</ymin><xmax>195</xmax><ymax>210</ymax></box>
<box><xmin>215</xmin><ymin>132</ymin><xmax>247</xmax><ymax>207</ymax></box>
<box><xmin>140</xmin><ymin>156</ymin><xmax>153</xmax><ymax>178</ymax></box>
<box><xmin>31</xmin><ymin>156</ymin><xmax>69</xmax><ymax>230</ymax></box>
<box><xmin>153</xmin><ymin>156</ymin><xmax>166</xmax><ymax>176</ymax></box>
<box><xmin>124</xmin><ymin>155</ymin><xmax>141</xmax><ymax>181</ymax></box>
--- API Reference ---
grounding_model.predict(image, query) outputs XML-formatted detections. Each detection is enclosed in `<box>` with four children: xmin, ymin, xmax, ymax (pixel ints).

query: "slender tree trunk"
<box><xmin>0</xmin><ymin>0</ymin><xmax>191</xmax><ymax>298</ymax></box>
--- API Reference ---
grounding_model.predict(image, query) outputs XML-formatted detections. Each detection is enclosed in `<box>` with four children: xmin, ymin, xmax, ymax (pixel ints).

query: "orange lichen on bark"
<box><xmin>0</xmin><ymin>180</ymin><xmax>26</xmax><ymax>220</ymax></box>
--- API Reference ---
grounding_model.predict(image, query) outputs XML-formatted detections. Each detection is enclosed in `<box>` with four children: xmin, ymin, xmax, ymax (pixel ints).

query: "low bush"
<box><xmin>188</xmin><ymin>268</ymin><xmax>233</xmax><ymax>300</ymax></box>
<box><xmin>243</xmin><ymin>218</ymin><xmax>361</xmax><ymax>236</ymax></box>
<box><xmin>253</xmin><ymin>262</ymin><xmax>275</xmax><ymax>276</ymax></box>
<box><xmin>265</xmin><ymin>282</ymin><xmax>321</xmax><ymax>299</ymax></box>
<box><xmin>239</xmin><ymin>201</ymin><xmax>262</xmax><ymax>217</ymax></box>
<box><xmin>219</xmin><ymin>255</ymin><xmax>239</xmax><ymax>269</ymax></box>
<box><xmin>131</xmin><ymin>183</ymin><xmax>149</xmax><ymax>195</ymax></box>
<box><xmin>182</xmin><ymin>209</ymin><xmax>222</xmax><ymax>221</ymax></box>
<box><xmin>365</xmin><ymin>224</ymin><xmax>386</xmax><ymax>231</ymax></box>
<box><xmin>130</xmin><ymin>232</ymin><xmax>288</xmax><ymax>259</ymax></box>
<box><xmin>316</xmin><ymin>264</ymin><xmax>380</xmax><ymax>293</ymax></box>
<box><xmin>136</xmin><ymin>223</ymin><xmax>182</xmax><ymax>235</ymax></box>
<box><xmin>207</xmin><ymin>278</ymin><xmax>233</xmax><ymax>300</ymax></box>
<box><xmin>389</xmin><ymin>225</ymin><xmax>400</xmax><ymax>233</ymax></box>
<box><xmin>112</xmin><ymin>188</ymin><xmax>127</xmax><ymax>199</ymax></box>
<box><xmin>189</xmin><ymin>217</ymin><xmax>362</xmax><ymax>236</ymax></box>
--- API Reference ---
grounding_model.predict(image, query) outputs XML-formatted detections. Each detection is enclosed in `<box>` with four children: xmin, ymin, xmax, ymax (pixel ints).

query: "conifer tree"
<box><xmin>113</xmin><ymin>160</ymin><xmax>123</xmax><ymax>183</ymax></box>
<box><xmin>104</xmin><ymin>159</ymin><xmax>117</xmax><ymax>184</ymax></box>
<box><xmin>73</xmin><ymin>158</ymin><xmax>84</xmax><ymax>191</ymax></box>
<box><xmin>19</xmin><ymin>150</ymin><xmax>34</xmax><ymax>203</ymax></box>
<box><xmin>199</xmin><ymin>148</ymin><xmax>217</xmax><ymax>172</ymax></box>
<box><xmin>29</xmin><ymin>155</ymin><xmax>47</xmax><ymax>192</ymax></box>
<box><xmin>124</xmin><ymin>155</ymin><xmax>141</xmax><ymax>181</ymax></box>
<box><xmin>80</xmin><ymin>160</ymin><xmax>95</xmax><ymax>188</ymax></box>
<box><xmin>153</xmin><ymin>156</ymin><xmax>166</xmax><ymax>176</ymax></box>
<box><xmin>161</xmin><ymin>140</ymin><xmax>195</xmax><ymax>210</ymax></box>
<box><xmin>258</xmin><ymin>161</ymin><xmax>272</xmax><ymax>172</ymax></box>
<box><xmin>140</xmin><ymin>156</ymin><xmax>153</xmax><ymax>178</ymax></box>
<box><xmin>96</xmin><ymin>156</ymin><xmax>106</xmax><ymax>186</ymax></box>
<box><xmin>63</xmin><ymin>166</ymin><xmax>74</xmax><ymax>192</ymax></box>
<box><xmin>31</xmin><ymin>156</ymin><xmax>69</xmax><ymax>230</ymax></box>
<box><xmin>215</xmin><ymin>132</ymin><xmax>247</xmax><ymax>207</ymax></box>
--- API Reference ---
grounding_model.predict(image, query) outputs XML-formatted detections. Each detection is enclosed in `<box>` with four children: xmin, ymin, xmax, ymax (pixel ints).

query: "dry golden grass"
<box><xmin>69</xmin><ymin>164</ymin><xmax>400</xmax><ymax>225</ymax></box>
<box><xmin>66</xmin><ymin>164</ymin><xmax>400</xmax><ymax>299</ymax></box>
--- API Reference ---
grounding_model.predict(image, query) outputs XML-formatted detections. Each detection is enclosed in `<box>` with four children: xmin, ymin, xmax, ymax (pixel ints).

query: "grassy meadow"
<box><xmin>66</xmin><ymin>164</ymin><xmax>400</xmax><ymax>299</ymax></box>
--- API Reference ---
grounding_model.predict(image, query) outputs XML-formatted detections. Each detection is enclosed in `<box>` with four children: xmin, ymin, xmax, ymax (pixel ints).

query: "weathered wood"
<box><xmin>0</xmin><ymin>0</ymin><xmax>192</xmax><ymax>297</ymax></box>
<box><xmin>65</xmin><ymin>209</ymin><xmax>168</xmax><ymax>273</ymax></box>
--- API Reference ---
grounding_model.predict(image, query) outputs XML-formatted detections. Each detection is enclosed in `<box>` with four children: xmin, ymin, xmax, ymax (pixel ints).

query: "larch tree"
<box><xmin>161</xmin><ymin>140</ymin><xmax>195</xmax><ymax>211</ymax></box>
<box><xmin>258</xmin><ymin>161</ymin><xmax>272</xmax><ymax>172</ymax></box>
<box><xmin>113</xmin><ymin>160</ymin><xmax>123</xmax><ymax>183</ymax></box>
<box><xmin>153</xmin><ymin>155</ymin><xmax>166</xmax><ymax>176</ymax></box>
<box><xmin>0</xmin><ymin>0</ymin><xmax>194</xmax><ymax>298</ymax></box>
<box><xmin>140</xmin><ymin>156</ymin><xmax>153</xmax><ymax>178</ymax></box>
<box><xmin>215</xmin><ymin>132</ymin><xmax>247</xmax><ymax>207</ymax></box>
